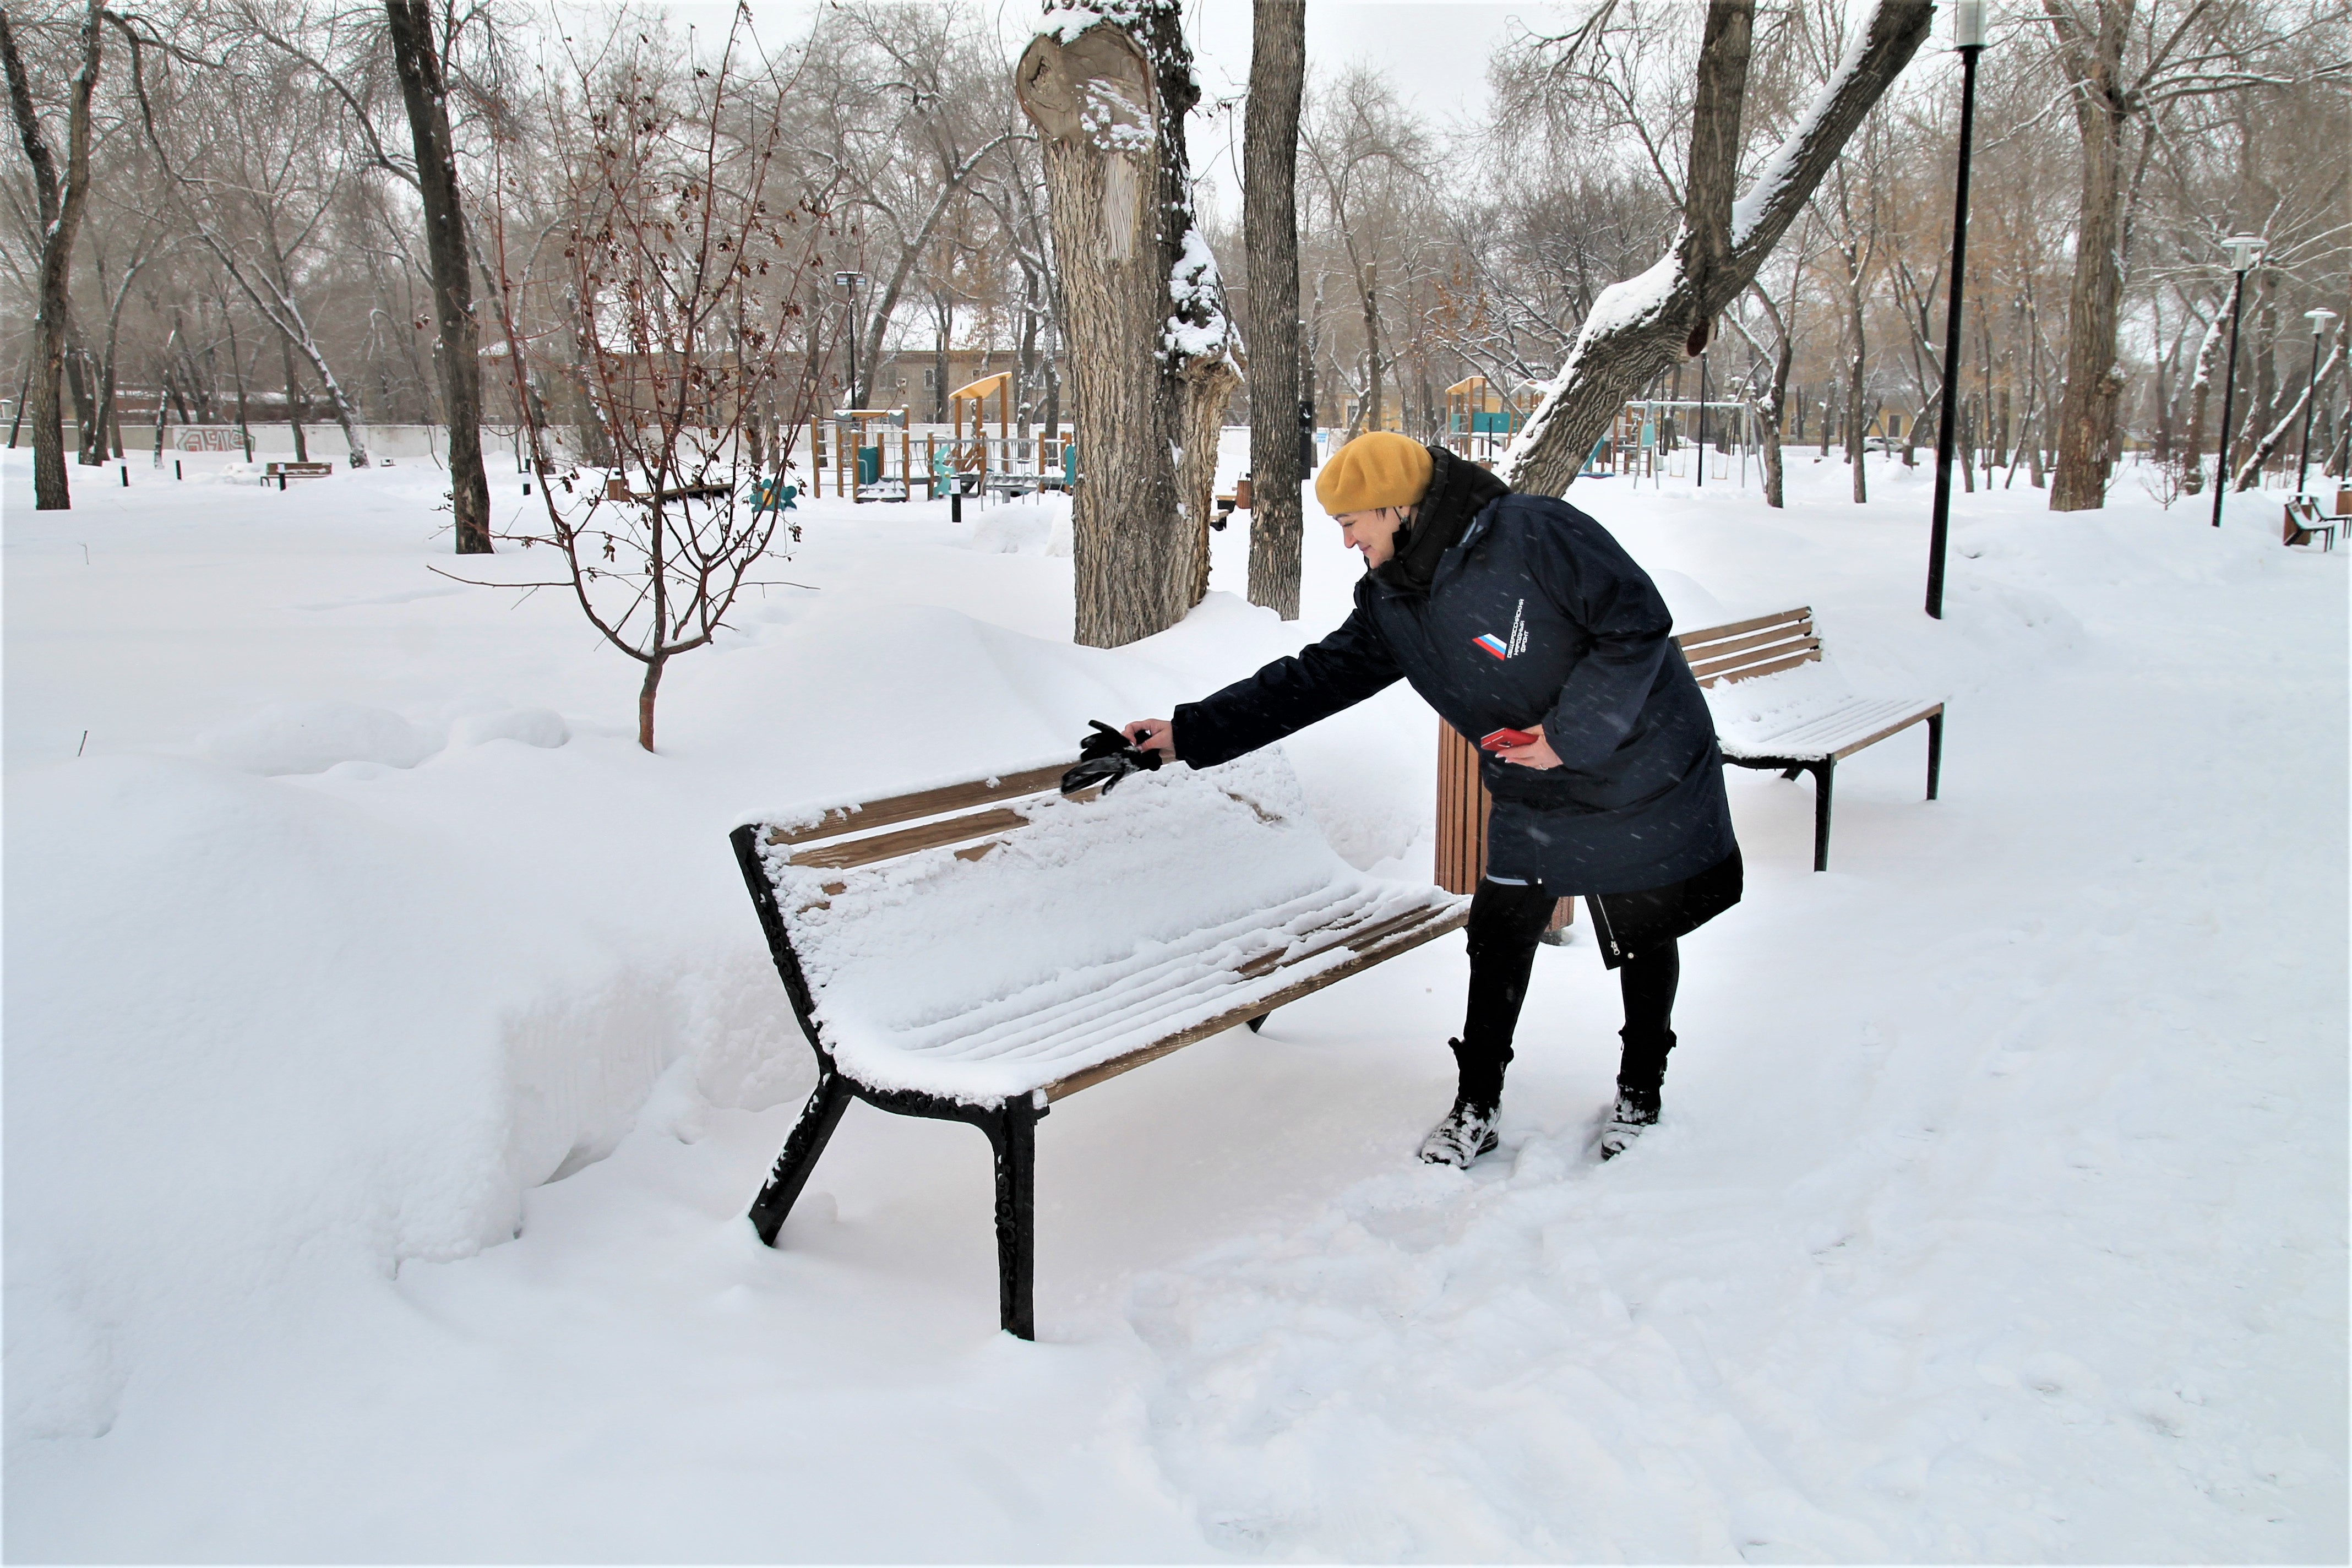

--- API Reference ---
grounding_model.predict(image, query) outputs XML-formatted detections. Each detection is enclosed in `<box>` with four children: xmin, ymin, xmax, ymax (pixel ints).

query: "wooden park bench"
<box><xmin>600</xmin><ymin>477</ymin><xmax>734</xmax><ymax>504</ymax></box>
<box><xmin>2283</xmin><ymin>495</ymin><xmax>2338</xmax><ymax>551</ymax></box>
<box><xmin>730</xmin><ymin>750</ymin><xmax>1468</xmax><ymax>1338</ymax></box>
<box><xmin>1675</xmin><ymin>607</ymin><xmax>1944</xmax><ymax>872</ymax></box>
<box><xmin>264</xmin><ymin>461</ymin><xmax>333</xmax><ymax>488</ymax></box>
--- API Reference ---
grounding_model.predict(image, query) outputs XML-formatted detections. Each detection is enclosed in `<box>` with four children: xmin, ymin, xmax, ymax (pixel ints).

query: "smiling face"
<box><xmin>1333</xmin><ymin>506</ymin><xmax>1413</xmax><ymax>568</ymax></box>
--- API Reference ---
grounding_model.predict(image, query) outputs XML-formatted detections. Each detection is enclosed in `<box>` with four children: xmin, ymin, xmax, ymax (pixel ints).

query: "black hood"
<box><xmin>1374</xmin><ymin>444</ymin><xmax>1511</xmax><ymax>596</ymax></box>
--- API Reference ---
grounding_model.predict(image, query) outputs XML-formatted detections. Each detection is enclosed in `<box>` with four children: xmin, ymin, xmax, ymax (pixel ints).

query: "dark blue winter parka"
<box><xmin>1173</xmin><ymin>447</ymin><xmax>1737</xmax><ymax>896</ymax></box>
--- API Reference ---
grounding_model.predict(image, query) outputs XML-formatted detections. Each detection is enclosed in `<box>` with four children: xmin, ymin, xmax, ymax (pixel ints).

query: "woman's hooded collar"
<box><xmin>1373</xmin><ymin>443</ymin><xmax>1511</xmax><ymax>596</ymax></box>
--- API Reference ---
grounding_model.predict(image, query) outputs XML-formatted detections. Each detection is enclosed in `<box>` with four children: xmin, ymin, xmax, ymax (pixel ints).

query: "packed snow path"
<box><xmin>6</xmin><ymin>450</ymin><xmax>2343</xmax><ymax>1560</ymax></box>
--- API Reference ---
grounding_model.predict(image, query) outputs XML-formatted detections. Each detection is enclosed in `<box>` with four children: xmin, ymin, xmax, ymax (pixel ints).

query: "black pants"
<box><xmin>1456</xmin><ymin>879</ymin><xmax>1679</xmax><ymax>1107</ymax></box>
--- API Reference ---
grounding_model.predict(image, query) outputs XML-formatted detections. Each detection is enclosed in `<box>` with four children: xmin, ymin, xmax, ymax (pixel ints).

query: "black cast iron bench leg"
<box><xmin>1809</xmin><ymin>760</ymin><xmax>1836</xmax><ymax>873</ymax></box>
<box><xmin>984</xmin><ymin>1098</ymin><xmax>1043</xmax><ymax>1340</ymax></box>
<box><xmin>749</xmin><ymin>1068</ymin><xmax>854</xmax><ymax>1245</ymax></box>
<box><xmin>1926</xmin><ymin>713</ymin><xmax>1943</xmax><ymax>801</ymax></box>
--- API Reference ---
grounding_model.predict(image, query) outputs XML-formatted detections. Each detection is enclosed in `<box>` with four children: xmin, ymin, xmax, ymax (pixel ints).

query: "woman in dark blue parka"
<box><xmin>1123</xmin><ymin>433</ymin><xmax>1740</xmax><ymax>1165</ymax></box>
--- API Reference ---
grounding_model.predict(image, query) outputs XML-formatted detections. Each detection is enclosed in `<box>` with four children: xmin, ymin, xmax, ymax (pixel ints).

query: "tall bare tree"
<box><xmin>383</xmin><ymin>0</ymin><xmax>490</xmax><ymax>551</ymax></box>
<box><xmin>2040</xmin><ymin>0</ymin><xmax>2332</xmax><ymax>509</ymax></box>
<box><xmin>0</xmin><ymin>0</ymin><xmax>102</xmax><ymax>509</ymax></box>
<box><xmin>1243</xmin><ymin>0</ymin><xmax>1305</xmax><ymax>619</ymax></box>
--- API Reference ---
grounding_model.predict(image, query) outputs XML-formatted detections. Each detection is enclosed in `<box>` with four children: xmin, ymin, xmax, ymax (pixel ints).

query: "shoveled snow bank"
<box><xmin>3</xmin><ymin>744</ymin><xmax>786</xmax><ymax>1442</ymax></box>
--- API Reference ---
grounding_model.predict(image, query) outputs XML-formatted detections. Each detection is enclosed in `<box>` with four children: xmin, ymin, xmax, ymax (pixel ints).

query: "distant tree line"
<box><xmin>1</xmin><ymin>0</ymin><xmax>2341</xmax><ymax>539</ymax></box>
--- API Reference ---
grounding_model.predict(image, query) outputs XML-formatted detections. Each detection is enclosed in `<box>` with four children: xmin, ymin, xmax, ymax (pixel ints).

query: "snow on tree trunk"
<box><xmin>2234</xmin><ymin>329</ymin><xmax>2343</xmax><ymax>492</ymax></box>
<box><xmin>1016</xmin><ymin>2</ymin><xmax>1242</xmax><ymax>649</ymax></box>
<box><xmin>2180</xmin><ymin>311</ymin><xmax>2223</xmax><ymax>497</ymax></box>
<box><xmin>1495</xmin><ymin>0</ymin><xmax>1930</xmax><ymax>499</ymax></box>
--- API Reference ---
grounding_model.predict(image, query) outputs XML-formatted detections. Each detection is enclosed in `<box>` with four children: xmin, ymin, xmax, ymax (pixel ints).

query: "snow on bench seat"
<box><xmin>749</xmin><ymin>749</ymin><xmax>1463</xmax><ymax>1106</ymax></box>
<box><xmin>1711</xmin><ymin>690</ymin><xmax>1944</xmax><ymax>764</ymax></box>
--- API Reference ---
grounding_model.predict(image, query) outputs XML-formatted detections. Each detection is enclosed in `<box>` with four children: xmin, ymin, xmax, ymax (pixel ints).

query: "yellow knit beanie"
<box><xmin>1314</xmin><ymin>432</ymin><xmax>1434</xmax><ymax>515</ymax></box>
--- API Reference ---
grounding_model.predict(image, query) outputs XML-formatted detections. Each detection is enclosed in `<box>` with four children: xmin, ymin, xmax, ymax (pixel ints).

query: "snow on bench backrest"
<box><xmin>748</xmin><ymin>749</ymin><xmax>1452</xmax><ymax>1106</ymax></box>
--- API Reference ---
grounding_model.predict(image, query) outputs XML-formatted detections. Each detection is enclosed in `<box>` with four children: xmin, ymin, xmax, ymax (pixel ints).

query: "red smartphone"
<box><xmin>1480</xmin><ymin>727</ymin><xmax>1540</xmax><ymax>752</ymax></box>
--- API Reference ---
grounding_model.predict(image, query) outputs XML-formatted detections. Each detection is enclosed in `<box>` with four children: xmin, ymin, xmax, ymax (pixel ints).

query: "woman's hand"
<box><xmin>1123</xmin><ymin>718</ymin><xmax>1177</xmax><ymax>759</ymax></box>
<box><xmin>1493</xmin><ymin>728</ymin><xmax>1562</xmax><ymax>769</ymax></box>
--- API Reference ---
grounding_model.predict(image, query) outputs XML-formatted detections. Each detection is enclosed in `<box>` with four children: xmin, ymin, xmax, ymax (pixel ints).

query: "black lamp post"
<box><xmin>2295</xmin><ymin>307</ymin><xmax>2337</xmax><ymax>495</ymax></box>
<box><xmin>834</xmin><ymin>270</ymin><xmax>866</xmax><ymax>407</ymax></box>
<box><xmin>1696</xmin><ymin>343</ymin><xmax>1709</xmax><ymax>488</ymax></box>
<box><xmin>1925</xmin><ymin>0</ymin><xmax>1985</xmax><ymax>620</ymax></box>
<box><xmin>2209</xmin><ymin>235</ymin><xmax>2264</xmax><ymax>527</ymax></box>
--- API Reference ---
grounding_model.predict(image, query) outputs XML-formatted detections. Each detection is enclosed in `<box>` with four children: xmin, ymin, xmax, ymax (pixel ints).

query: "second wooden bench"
<box><xmin>1676</xmin><ymin>606</ymin><xmax>1945</xmax><ymax>872</ymax></box>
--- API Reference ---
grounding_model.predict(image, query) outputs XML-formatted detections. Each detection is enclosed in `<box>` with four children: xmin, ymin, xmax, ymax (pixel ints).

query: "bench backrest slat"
<box><xmin>768</xmin><ymin>762</ymin><xmax>1071</xmax><ymax>846</ymax></box>
<box><xmin>1675</xmin><ymin>606</ymin><xmax>1821</xmax><ymax>688</ymax></box>
<box><xmin>785</xmin><ymin>805</ymin><xmax>1033</xmax><ymax>869</ymax></box>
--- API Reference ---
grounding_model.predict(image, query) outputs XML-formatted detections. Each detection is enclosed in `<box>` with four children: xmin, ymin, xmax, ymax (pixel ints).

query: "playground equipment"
<box><xmin>797</xmin><ymin>381</ymin><xmax>1078</xmax><ymax>505</ymax></box>
<box><xmin>1605</xmin><ymin>398</ymin><xmax>1757</xmax><ymax>485</ymax></box>
<box><xmin>1442</xmin><ymin>377</ymin><xmax>1536</xmax><ymax>462</ymax></box>
<box><xmin>804</xmin><ymin>408</ymin><xmax>914</xmax><ymax>502</ymax></box>
<box><xmin>948</xmin><ymin>372</ymin><xmax>1073</xmax><ymax>497</ymax></box>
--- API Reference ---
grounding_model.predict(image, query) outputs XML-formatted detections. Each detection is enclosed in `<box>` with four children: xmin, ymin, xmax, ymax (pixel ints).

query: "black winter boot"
<box><xmin>1600</xmin><ymin>1026</ymin><xmax>1673</xmax><ymax>1160</ymax></box>
<box><xmin>1419</xmin><ymin>1038</ymin><xmax>1502</xmax><ymax>1167</ymax></box>
<box><xmin>1420</xmin><ymin>1098</ymin><xmax>1501</xmax><ymax>1167</ymax></box>
<box><xmin>1598</xmin><ymin>1081</ymin><xmax>1659</xmax><ymax>1160</ymax></box>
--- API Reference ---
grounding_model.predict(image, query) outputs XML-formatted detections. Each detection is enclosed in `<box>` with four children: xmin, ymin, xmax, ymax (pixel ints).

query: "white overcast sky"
<box><xmin>624</xmin><ymin>0</ymin><xmax>1543</xmax><ymax>220</ymax></box>
<box><xmin>1183</xmin><ymin>1</ymin><xmax>1533</xmax><ymax>219</ymax></box>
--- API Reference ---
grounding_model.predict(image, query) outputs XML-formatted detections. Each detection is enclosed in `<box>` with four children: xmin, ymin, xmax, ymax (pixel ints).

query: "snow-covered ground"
<box><xmin>6</xmin><ymin>442</ymin><xmax>2343</xmax><ymax>1561</ymax></box>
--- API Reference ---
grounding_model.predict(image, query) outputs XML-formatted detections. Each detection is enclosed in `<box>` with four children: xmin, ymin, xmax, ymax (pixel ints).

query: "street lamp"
<box><xmin>1696</xmin><ymin>340</ymin><xmax>1709</xmax><ymax>488</ymax></box>
<box><xmin>834</xmin><ymin>270</ymin><xmax>866</xmax><ymax>407</ymax></box>
<box><xmin>1924</xmin><ymin>0</ymin><xmax>1986</xmax><ymax>619</ymax></box>
<box><xmin>2209</xmin><ymin>234</ymin><xmax>2265</xmax><ymax>527</ymax></box>
<box><xmin>2295</xmin><ymin>307</ymin><xmax>2337</xmax><ymax>495</ymax></box>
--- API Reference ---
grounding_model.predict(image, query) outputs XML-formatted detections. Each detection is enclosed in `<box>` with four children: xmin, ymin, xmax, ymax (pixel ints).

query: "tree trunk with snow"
<box><xmin>0</xmin><ymin>0</ymin><xmax>103</xmax><ymax>511</ymax></box>
<box><xmin>1016</xmin><ymin>3</ymin><xmax>1242</xmax><ymax>649</ymax></box>
<box><xmin>1496</xmin><ymin>0</ymin><xmax>1930</xmax><ymax>498</ymax></box>
<box><xmin>2234</xmin><ymin>327</ymin><xmax>2343</xmax><ymax>491</ymax></box>
<box><xmin>1243</xmin><ymin>0</ymin><xmax>1306</xmax><ymax>619</ymax></box>
<box><xmin>1761</xmin><ymin>320</ymin><xmax>1792</xmax><ymax>509</ymax></box>
<box><xmin>2179</xmin><ymin>312</ymin><xmax>2222</xmax><ymax>496</ymax></box>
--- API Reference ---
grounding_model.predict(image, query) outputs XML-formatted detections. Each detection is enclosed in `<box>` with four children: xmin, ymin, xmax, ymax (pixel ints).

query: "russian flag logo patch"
<box><xmin>1473</xmin><ymin>633</ymin><xmax>1511</xmax><ymax>660</ymax></box>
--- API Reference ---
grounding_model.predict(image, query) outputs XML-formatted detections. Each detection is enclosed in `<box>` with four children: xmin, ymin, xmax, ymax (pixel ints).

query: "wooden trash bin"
<box><xmin>1435</xmin><ymin>721</ymin><xmax>1573</xmax><ymax>934</ymax></box>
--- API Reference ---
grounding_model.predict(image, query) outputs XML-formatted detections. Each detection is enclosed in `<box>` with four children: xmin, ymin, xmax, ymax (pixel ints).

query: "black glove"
<box><xmin>1061</xmin><ymin>720</ymin><xmax>1164</xmax><ymax>797</ymax></box>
